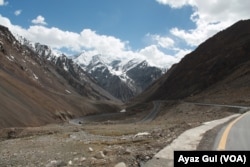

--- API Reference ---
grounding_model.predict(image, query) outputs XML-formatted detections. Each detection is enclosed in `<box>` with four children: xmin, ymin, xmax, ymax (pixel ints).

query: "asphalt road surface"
<box><xmin>214</xmin><ymin>111</ymin><xmax>250</xmax><ymax>150</ymax></box>
<box><xmin>139</xmin><ymin>101</ymin><xmax>161</xmax><ymax>122</ymax></box>
<box><xmin>70</xmin><ymin>101</ymin><xmax>162</xmax><ymax>125</ymax></box>
<box><xmin>143</xmin><ymin>114</ymin><xmax>240</xmax><ymax>167</ymax></box>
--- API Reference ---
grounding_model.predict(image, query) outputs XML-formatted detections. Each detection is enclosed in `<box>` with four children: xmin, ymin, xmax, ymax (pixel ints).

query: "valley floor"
<box><xmin>0</xmin><ymin>102</ymin><xmax>238</xmax><ymax>167</ymax></box>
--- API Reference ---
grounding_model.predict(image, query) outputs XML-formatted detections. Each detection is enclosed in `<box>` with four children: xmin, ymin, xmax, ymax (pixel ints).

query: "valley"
<box><xmin>0</xmin><ymin>17</ymin><xmax>250</xmax><ymax>167</ymax></box>
<box><xmin>0</xmin><ymin>102</ymin><xmax>236</xmax><ymax>167</ymax></box>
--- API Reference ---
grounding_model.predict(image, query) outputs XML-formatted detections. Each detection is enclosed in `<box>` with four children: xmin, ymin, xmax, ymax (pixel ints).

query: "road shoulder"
<box><xmin>143</xmin><ymin>114</ymin><xmax>240</xmax><ymax>167</ymax></box>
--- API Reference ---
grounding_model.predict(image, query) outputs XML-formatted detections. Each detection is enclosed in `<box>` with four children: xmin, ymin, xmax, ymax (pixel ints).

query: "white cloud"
<box><xmin>1</xmin><ymin>0</ymin><xmax>247</xmax><ymax>70</ymax></box>
<box><xmin>79</xmin><ymin>29</ymin><xmax>128</xmax><ymax>55</ymax></box>
<box><xmin>156</xmin><ymin>0</ymin><xmax>193</xmax><ymax>8</ymax></box>
<box><xmin>0</xmin><ymin>14</ymin><xmax>180</xmax><ymax>68</ymax></box>
<box><xmin>139</xmin><ymin>45</ymin><xmax>178</xmax><ymax>67</ymax></box>
<box><xmin>156</xmin><ymin>0</ymin><xmax>250</xmax><ymax>46</ymax></box>
<box><xmin>14</xmin><ymin>10</ymin><xmax>22</xmax><ymax>16</ymax></box>
<box><xmin>0</xmin><ymin>0</ymin><xmax>8</xmax><ymax>6</ymax></box>
<box><xmin>173</xmin><ymin>48</ymin><xmax>192</xmax><ymax>60</ymax></box>
<box><xmin>146</xmin><ymin>33</ymin><xmax>175</xmax><ymax>49</ymax></box>
<box><xmin>31</xmin><ymin>15</ymin><xmax>47</xmax><ymax>25</ymax></box>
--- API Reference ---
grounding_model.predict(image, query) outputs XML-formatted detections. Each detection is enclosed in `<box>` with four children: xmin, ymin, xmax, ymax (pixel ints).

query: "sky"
<box><xmin>0</xmin><ymin>0</ymin><xmax>250</xmax><ymax>68</ymax></box>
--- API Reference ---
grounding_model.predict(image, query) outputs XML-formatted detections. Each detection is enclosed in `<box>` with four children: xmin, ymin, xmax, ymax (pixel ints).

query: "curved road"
<box><xmin>139</xmin><ymin>101</ymin><xmax>161</xmax><ymax>122</ymax></box>
<box><xmin>214</xmin><ymin>111</ymin><xmax>250</xmax><ymax>150</ymax></box>
<box><xmin>69</xmin><ymin>101</ymin><xmax>162</xmax><ymax>125</ymax></box>
<box><xmin>186</xmin><ymin>102</ymin><xmax>250</xmax><ymax>111</ymax></box>
<box><xmin>70</xmin><ymin>101</ymin><xmax>250</xmax><ymax>125</ymax></box>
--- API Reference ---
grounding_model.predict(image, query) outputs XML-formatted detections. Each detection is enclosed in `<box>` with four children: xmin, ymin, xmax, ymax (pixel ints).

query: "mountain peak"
<box><xmin>72</xmin><ymin>52</ymin><xmax>164</xmax><ymax>101</ymax></box>
<box><xmin>8</xmin><ymin>26</ymin><xmax>165</xmax><ymax>102</ymax></box>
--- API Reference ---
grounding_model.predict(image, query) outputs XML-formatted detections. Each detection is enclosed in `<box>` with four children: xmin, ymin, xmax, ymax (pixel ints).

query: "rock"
<box><xmin>79</xmin><ymin>157</ymin><xmax>86</xmax><ymax>162</ymax></box>
<box><xmin>73</xmin><ymin>157</ymin><xmax>79</xmax><ymax>161</ymax></box>
<box><xmin>134</xmin><ymin>132</ymin><xmax>150</xmax><ymax>138</ymax></box>
<box><xmin>68</xmin><ymin>160</ymin><xmax>73</xmax><ymax>165</ymax></box>
<box><xmin>91</xmin><ymin>158</ymin><xmax>107</xmax><ymax>166</ymax></box>
<box><xmin>69</xmin><ymin>135</ymin><xmax>77</xmax><ymax>139</ymax></box>
<box><xmin>125</xmin><ymin>148</ymin><xmax>132</xmax><ymax>155</ymax></box>
<box><xmin>89</xmin><ymin>147</ymin><xmax>94</xmax><ymax>152</ymax></box>
<box><xmin>72</xmin><ymin>152</ymin><xmax>78</xmax><ymax>155</ymax></box>
<box><xmin>114</xmin><ymin>162</ymin><xmax>127</xmax><ymax>167</ymax></box>
<box><xmin>103</xmin><ymin>148</ymin><xmax>111</xmax><ymax>155</ymax></box>
<box><xmin>145</xmin><ymin>156</ymin><xmax>151</xmax><ymax>160</ymax></box>
<box><xmin>94</xmin><ymin>151</ymin><xmax>105</xmax><ymax>159</ymax></box>
<box><xmin>45</xmin><ymin>160</ymin><xmax>67</xmax><ymax>167</ymax></box>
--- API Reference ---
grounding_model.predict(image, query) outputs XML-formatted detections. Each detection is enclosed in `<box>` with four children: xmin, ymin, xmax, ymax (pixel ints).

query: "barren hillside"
<box><xmin>0</xmin><ymin>25</ymin><xmax>120</xmax><ymax>128</ymax></box>
<box><xmin>130</xmin><ymin>19</ymin><xmax>250</xmax><ymax>106</ymax></box>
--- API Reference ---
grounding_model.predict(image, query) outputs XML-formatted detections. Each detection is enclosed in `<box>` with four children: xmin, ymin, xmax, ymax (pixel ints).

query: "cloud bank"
<box><xmin>1</xmin><ymin>0</ymin><xmax>249</xmax><ymax>68</ymax></box>
<box><xmin>0</xmin><ymin>14</ymin><xmax>186</xmax><ymax>68</ymax></box>
<box><xmin>156</xmin><ymin>0</ymin><xmax>250</xmax><ymax>46</ymax></box>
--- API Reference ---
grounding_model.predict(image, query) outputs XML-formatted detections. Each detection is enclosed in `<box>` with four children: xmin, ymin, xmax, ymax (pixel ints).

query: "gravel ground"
<box><xmin>0</xmin><ymin>102</ymin><xmax>237</xmax><ymax>167</ymax></box>
<box><xmin>0</xmin><ymin>123</ymin><xmax>184</xmax><ymax>167</ymax></box>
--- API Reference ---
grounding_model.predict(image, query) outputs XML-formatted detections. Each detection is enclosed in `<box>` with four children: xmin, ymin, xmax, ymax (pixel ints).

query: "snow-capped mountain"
<box><xmin>17</xmin><ymin>35</ymin><xmax>61</xmax><ymax>62</ymax></box>
<box><xmin>17</xmin><ymin>36</ymin><xmax>118</xmax><ymax>101</ymax></box>
<box><xmin>18</xmin><ymin>36</ymin><xmax>165</xmax><ymax>101</ymax></box>
<box><xmin>0</xmin><ymin>25</ymin><xmax>122</xmax><ymax>128</ymax></box>
<box><xmin>73</xmin><ymin>52</ymin><xmax>164</xmax><ymax>101</ymax></box>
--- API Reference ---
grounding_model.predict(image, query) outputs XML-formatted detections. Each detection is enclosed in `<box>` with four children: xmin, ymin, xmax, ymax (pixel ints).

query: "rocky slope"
<box><xmin>18</xmin><ymin>38</ymin><xmax>120</xmax><ymax>101</ymax></box>
<box><xmin>0</xmin><ymin>25</ymin><xmax>120</xmax><ymax>128</ymax></box>
<box><xmin>130</xmin><ymin>19</ymin><xmax>250</xmax><ymax>105</ymax></box>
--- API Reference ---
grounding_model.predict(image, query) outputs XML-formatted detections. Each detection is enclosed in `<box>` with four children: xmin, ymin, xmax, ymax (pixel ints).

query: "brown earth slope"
<box><xmin>130</xmin><ymin>19</ymin><xmax>250</xmax><ymax>106</ymax></box>
<box><xmin>0</xmin><ymin>25</ymin><xmax>120</xmax><ymax>128</ymax></box>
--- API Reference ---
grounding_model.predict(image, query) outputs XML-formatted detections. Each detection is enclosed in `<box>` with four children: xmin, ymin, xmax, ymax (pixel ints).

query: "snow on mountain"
<box><xmin>16</xmin><ymin>35</ymin><xmax>119</xmax><ymax>102</ymax></box>
<box><xmin>72</xmin><ymin>52</ymin><xmax>164</xmax><ymax>101</ymax></box>
<box><xmin>73</xmin><ymin>51</ymin><xmax>95</xmax><ymax>69</ymax></box>
<box><xmin>17</xmin><ymin>35</ymin><xmax>61</xmax><ymax>62</ymax></box>
<box><xmin>73</xmin><ymin>52</ymin><xmax>147</xmax><ymax>77</ymax></box>
<box><xmin>17</xmin><ymin>36</ymin><xmax>165</xmax><ymax>101</ymax></box>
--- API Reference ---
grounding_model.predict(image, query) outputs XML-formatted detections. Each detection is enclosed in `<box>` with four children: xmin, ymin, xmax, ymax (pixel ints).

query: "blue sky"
<box><xmin>0</xmin><ymin>0</ymin><xmax>250</xmax><ymax>67</ymax></box>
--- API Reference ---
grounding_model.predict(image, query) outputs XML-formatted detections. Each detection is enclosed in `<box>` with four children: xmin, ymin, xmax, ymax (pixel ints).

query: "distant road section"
<box><xmin>187</xmin><ymin>102</ymin><xmax>250</xmax><ymax>110</ymax></box>
<box><xmin>139</xmin><ymin>101</ymin><xmax>161</xmax><ymax>122</ymax></box>
<box><xmin>214</xmin><ymin>111</ymin><xmax>250</xmax><ymax>150</ymax></box>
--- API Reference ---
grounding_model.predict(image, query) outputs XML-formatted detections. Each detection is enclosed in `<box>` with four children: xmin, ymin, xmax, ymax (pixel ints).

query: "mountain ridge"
<box><xmin>73</xmin><ymin>52</ymin><xmax>164</xmax><ymax>101</ymax></box>
<box><xmin>0</xmin><ymin>25</ymin><xmax>120</xmax><ymax>128</ymax></box>
<box><xmin>129</xmin><ymin>19</ymin><xmax>250</xmax><ymax>106</ymax></box>
<box><xmin>18</xmin><ymin>36</ymin><xmax>166</xmax><ymax>101</ymax></box>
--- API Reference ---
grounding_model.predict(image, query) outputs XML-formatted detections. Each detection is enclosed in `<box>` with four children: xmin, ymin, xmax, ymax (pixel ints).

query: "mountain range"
<box><xmin>0</xmin><ymin>25</ymin><xmax>120</xmax><ymax>128</ymax></box>
<box><xmin>0</xmin><ymin>19</ymin><xmax>250</xmax><ymax>128</ymax></box>
<box><xmin>73</xmin><ymin>53</ymin><xmax>164</xmax><ymax>101</ymax></box>
<box><xmin>18</xmin><ymin>37</ymin><xmax>165</xmax><ymax>102</ymax></box>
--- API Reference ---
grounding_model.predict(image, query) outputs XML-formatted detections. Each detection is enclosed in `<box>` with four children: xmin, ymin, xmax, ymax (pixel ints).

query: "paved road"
<box><xmin>143</xmin><ymin>114</ymin><xmax>240</xmax><ymax>167</ymax></box>
<box><xmin>69</xmin><ymin>112</ymin><xmax>127</xmax><ymax>125</ymax></box>
<box><xmin>139</xmin><ymin>101</ymin><xmax>161</xmax><ymax>122</ymax></box>
<box><xmin>69</xmin><ymin>101</ymin><xmax>162</xmax><ymax>125</ymax></box>
<box><xmin>214</xmin><ymin>111</ymin><xmax>250</xmax><ymax>150</ymax></box>
<box><xmin>187</xmin><ymin>102</ymin><xmax>250</xmax><ymax>111</ymax></box>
